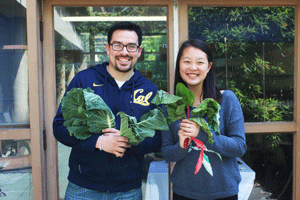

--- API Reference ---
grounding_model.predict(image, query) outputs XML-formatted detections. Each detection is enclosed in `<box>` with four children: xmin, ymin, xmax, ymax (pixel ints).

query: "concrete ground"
<box><xmin>0</xmin><ymin>168</ymin><xmax>32</xmax><ymax>199</ymax></box>
<box><xmin>248</xmin><ymin>183</ymin><xmax>277</xmax><ymax>200</ymax></box>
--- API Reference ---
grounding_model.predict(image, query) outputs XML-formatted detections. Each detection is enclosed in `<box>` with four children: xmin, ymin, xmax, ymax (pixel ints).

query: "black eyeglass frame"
<box><xmin>109</xmin><ymin>42</ymin><xmax>140</xmax><ymax>52</ymax></box>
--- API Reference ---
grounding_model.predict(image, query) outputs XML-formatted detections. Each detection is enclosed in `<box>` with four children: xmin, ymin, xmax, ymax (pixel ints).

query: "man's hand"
<box><xmin>96</xmin><ymin>128</ymin><xmax>131</xmax><ymax>157</ymax></box>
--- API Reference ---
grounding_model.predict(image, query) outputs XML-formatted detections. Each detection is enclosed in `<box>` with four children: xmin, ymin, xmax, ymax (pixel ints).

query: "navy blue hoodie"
<box><xmin>53</xmin><ymin>62</ymin><xmax>162</xmax><ymax>193</ymax></box>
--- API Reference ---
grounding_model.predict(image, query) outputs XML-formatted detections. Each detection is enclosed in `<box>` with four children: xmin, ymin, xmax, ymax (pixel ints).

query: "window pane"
<box><xmin>54</xmin><ymin>6</ymin><xmax>168</xmax><ymax>198</ymax></box>
<box><xmin>0</xmin><ymin>139</ymin><xmax>32</xmax><ymax>198</ymax></box>
<box><xmin>244</xmin><ymin>133</ymin><xmax>293</xmax><ymax>199</ymax></box>
<box><xmin>0</xmin><ymin>0</ymin><xmax>30</xmax><ymax>126</ymax></box>
<box><xmin>188</xmin><ymin>7</ymin><xmax>295</xmax><ymax>122</ymax></box>
<box><xmin>0</xmin><ymin>0</ymin><xmax>32</xmax><ymax>199</ymax></box>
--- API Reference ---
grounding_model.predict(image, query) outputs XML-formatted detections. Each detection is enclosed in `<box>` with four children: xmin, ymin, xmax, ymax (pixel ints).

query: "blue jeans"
<box><xmin>64</xmin><ymin>182</ymin><xmax>142</xmax><ymax>200</ymax></box>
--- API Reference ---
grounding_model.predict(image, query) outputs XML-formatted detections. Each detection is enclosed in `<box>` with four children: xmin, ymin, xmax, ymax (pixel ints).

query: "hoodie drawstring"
<box><xmin>130</xmin><ymin>81</ymin><xmax>135</xmax><ymax>111</ymax></box>
<box><xmin>103</xmin><ymin>75</ymin><xmax>108</xmax><ymax>100</ymax></box>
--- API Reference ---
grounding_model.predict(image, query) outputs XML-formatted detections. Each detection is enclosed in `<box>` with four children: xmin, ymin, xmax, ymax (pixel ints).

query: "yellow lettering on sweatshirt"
<box><xmin>133</xmin><ymin>89</ymin><xmax>153</xmax><ymax>106</ymax></box>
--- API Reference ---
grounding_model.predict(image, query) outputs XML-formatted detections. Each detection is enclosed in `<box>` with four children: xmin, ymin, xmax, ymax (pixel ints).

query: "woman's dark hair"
<box><xmin>107</xmin><ymin>21</ymin><xmax>143</xmax><ymax>46</ymax></box>
<box><xmin>174</xmin><ymin>39</ymin><xmax>222</xmax><ymax>103</ymax></box>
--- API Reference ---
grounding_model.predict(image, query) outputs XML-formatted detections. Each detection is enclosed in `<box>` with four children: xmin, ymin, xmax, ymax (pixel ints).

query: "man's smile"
<box><xmin>116</xmin><ymin>56</ymin><xmax>132</xmax><ymax>62</ymax></box>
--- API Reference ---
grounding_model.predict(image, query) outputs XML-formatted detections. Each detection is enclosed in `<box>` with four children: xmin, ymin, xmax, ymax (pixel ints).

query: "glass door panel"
<box><xmin>188</xmin><ymin>6</ymin><xmax>295</xmax><ymax>199</ymax></box>
<box><xmin>54</xmin><ymin>6</ymin><xmax>168</xmax><ymax>199</ymax></box>
<box><xmin>188</xmin><ymin>7</ymin><xmax>295</xmax><ymax>123</ymax></box>
<box><xmin>0</xmin><ymin>0</ymin><xmax>32</xmax><ymax>199</ymax></box>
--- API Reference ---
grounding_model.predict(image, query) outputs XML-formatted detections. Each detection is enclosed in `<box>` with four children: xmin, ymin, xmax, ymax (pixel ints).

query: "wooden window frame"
<box><xmin>0</xmin><ymin>0</ymin><xmax>46</xmax><ymax>199</ymax></box>
<box><xmin>43</xmin><ymin>1</ymin><xmax>175</xmax><ymax>199</ymax></box>
<box><xmin>41</xmin><ymin>0</ymin><xmax>300</xmax><ymax>199</ymax></box>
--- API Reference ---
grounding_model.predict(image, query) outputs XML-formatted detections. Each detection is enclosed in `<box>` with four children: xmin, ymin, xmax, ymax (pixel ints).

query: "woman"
<box><xmin>161</xmin><ymin>39</ymin><xmax>247</xmax><ymax>200</ymax></box>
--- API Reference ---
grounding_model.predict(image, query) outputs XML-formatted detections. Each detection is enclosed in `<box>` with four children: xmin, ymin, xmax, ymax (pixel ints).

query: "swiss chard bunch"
<box><xmin>61</xmin><ymin>88</ymin><xmax>169</xmax><ymax>145</ymax></box>
<box><xmin>151</xmin><ymin>83</ymin><xmax>221</xmax><ymax>145</ymax></box>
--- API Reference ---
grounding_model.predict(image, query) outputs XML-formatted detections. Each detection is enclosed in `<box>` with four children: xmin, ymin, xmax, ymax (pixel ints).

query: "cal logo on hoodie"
<box><xmin>133</xmin><ymin>89</ymin><xmax>153</xmax><ymax>106</ymax></box>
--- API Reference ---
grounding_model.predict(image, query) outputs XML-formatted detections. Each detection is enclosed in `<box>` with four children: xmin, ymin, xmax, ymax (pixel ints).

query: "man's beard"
<box><xmin>115</xmin><ymin>63</ymin><xmax>134</xmax><ymax>73</ymax></box>
<box><xmin>114</xmin><ymin>56</ymin><xmax>135</xmax><ymax>73</ymax></box>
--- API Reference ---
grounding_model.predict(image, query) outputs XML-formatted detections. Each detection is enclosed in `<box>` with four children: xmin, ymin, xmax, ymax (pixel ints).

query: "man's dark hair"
<box><xmin>174</xmin><ymin>39</ymin><xmax>222</xmax><ymax>103</ymax></box>
<box><xmin>107</xmin><ymin>22</ymin><xmax>143</xmax><ymax>46</ymax></box>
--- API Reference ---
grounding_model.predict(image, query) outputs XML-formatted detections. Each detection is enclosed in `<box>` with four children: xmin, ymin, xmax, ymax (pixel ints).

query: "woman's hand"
<box><xmin>178</xmin><ymin>131</ymin><xmax>191</xmax><ymax>149</ymax></box>
<box><xmin>179</xmin><ymin>119</ymin><xmax>200</xmax><ymax>138</ymax></box>
<box><xmin>96</xmin><ymin>128</ymin><xmax>131</xmax><ymax>157</ymax></box>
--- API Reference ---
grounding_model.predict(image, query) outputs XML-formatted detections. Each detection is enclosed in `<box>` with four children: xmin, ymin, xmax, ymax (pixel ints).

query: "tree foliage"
<box><xmin>189</xmin><ymin>6</ymin><xmax>295</xmax><ymax>146</ymax></box>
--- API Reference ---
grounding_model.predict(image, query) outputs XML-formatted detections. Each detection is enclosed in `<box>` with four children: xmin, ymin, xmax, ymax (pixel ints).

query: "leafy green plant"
<box><xmin>118</xmin><ymin>108</ymin><xmax>169</xmax><ymax>145</ymax></box>
<box><xmin>61</xmin><ymin>88</ymin><xmax>168</xmax><ymax>145</ymax></box>
<box><xmin>62</xmin><ymin>88</ymin><xmax>115</xmax><ymax>140</ymax></box>
<box><xmin>151</xmin><ymin>83</ymin><xmax>221</xmax><ymax>145</ymax></box>
<box><xmin>189</xmin><ymin>7</ymin><xmax>295</xmax><ymax>149</ymax></box>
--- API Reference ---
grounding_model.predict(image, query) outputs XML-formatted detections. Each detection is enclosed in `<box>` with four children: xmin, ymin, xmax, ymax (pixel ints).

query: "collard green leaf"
<box><xmin>63</xmin><ymin>118</ymin><xmax>91</xmax><ymax>140</ymax></box>
<box><xmin>118</xmin><ymin>112</ymin><xmax>143</xmax><ymax>145</ymax></box>
<box><xmin>118</xmin><ymin>112</ymin><xmax>138</xmax><ymax>144</ymax></box>
<box><xmin>84</xmin><ymin>88</ymin><xmax>115</xmax><ymax>134</ymax></box>
<box><xmin>84</xmin><ymin>89</ymin><xmax>111</xmax><ymax>111</ymax></box>
<box><xmin>62</xmin><ymin>87</ymin><xmax>168</xmax><ymax>143</ymax></box>
<box><xmin>133</xmin><ymin>127</ymin><xmax>156</xmax><ymax>144</ymax></box>
<box><xmin>62</xmin><ymin>88</ymin><xmax>91</xmax><ymax>139</ymax></box>
<box><xmin>118</xmin><ymin>109</ymin><xmax>168</xmax><ymax>145</ymax></box>
<box><xmin>139</xmin><ymin>108</ymin><xmax>169</xmax><ymax>130</ymax></box>
<box><xmin>84</xmin><ymin>89</ymin><xmax>115</xmax><ymax>133</ymax></box>
<box><xmin>151</xmin><ymin>90</ymin><xmax>186</xmax><ymax>123</ymax></box>
<box><xmin>63</xmin><ymin>117</ymin><xmax>86</xmax><ymax>127</ymax></box>
<box><xmin>61</xmin><ymin>88</ymin><xmax>87</xmax><ymax>119</ymax></box>
<box><xmin>87</xmin><ymin>110</ymin><xmax>115</xmax><ymax>134</ymax></box>
<box><xmin>151</xmin><ymin>90</ymin><xmax>182</xmax><ymax>105</ymax></box>
<box><xmin>67</xmin><ymin>126</ymin><xmax>93</xmax><ymax>140</ymax></box>
<box><xmin>62</xmin><ymin>87</ymin><xmax>116</xmax><ymax>139</ymax></box>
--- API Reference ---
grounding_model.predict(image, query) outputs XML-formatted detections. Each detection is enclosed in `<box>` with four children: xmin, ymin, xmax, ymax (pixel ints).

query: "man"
<box><xmin>53</xmin><ymin>22</ymin><xmax>161</xmax><ymax>199</ymax></box>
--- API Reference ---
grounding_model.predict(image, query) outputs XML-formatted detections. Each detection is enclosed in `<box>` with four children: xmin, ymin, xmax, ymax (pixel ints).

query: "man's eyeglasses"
<box><xmin>109</xmin><ymin>42</ymin><xmax>140</xmax><ymax>52</ymax></box>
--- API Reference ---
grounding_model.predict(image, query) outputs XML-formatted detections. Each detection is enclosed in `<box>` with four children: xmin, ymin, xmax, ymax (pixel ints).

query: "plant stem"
<box><xmin>184</xmin><ymin>99</ymin><xmax>190</xmax><ymax>149</ymax></box>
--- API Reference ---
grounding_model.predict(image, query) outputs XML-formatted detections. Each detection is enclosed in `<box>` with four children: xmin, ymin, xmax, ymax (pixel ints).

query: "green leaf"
<box><xmin>62</xmin><ymin>88</ymin><xmax>87</xmax><ymax>120</ymax></box>
<box><xmin>83</xmin><ymin>90</ymin><xmax>116</xmax><ymax>133</ymax></box>
<box><xmin>62</xmin><ymin>88</ymin><xmax>91</xmax><ymax>139</ymax></box>
<box><xmin>191</xmin><ymin>98</ymin><xmax>221</xmax><ymax>135</ymax></box>
<box><xmin>62</xmin><ymin>88</ymin><xmax>169</xmax><ymax>143</ymax></box>
<box><xmin>118</xmin><ymin>112</ymin><xmax>147</xmax><ymax>145</ymax></box>
<box><xmin>67</xmin><ymin>126</ymin><xmax>93</xmax><ymax>140</ymax></box>
<box><xmin>190</xmin><ymin>117</ymin><xmax>210</xmax><ymax>134</ymax></box>
<box><xmin>150</xmin><ymin>84</ymin><xmax>221</xmax><ymax>144</ymax></box>
<box><xmin>87</xmin><ymin>110</ymin><xmax>115</xmax><ymax>133</ymax></box>
<box><xmin>167</xmin><ymin>104</ymin><xmax>186</xmax><ymax>123</ymax></box>
<box><xmin>151</xmin><ymin>90</ymin><xmax>182</xmax><ymax>105</ymax></box>
<box><xmin>139</xmin><ymin>108</ymin><xmax>169</xmax><ymax>130</ymax></box>
<box><xmin>132</xmin><ymin>127</ymin><xmax>156</xmax><ymax>145</ymax></box>
<box><xmin>151</xmin><ymin>89</ymin><xmax>186</xmax><ymax>123</ymax></box>
<box><xmin>118</xmin><ymin>112</ymin><xmax>139</xmax><ymax>144</ymax></box>
<box><xmin>62</xmin><ymin>88</ymin><xmax>116</xmax><ymax>139</ymax></box>
<box><xmin>118</xmin><ymin>109</ymin><xmax>169</xmax><ymax>145</ymax></box>
<box><xmin>191</xmin><ymin>117</ymin><xmax>214</xmax><ymax>144</ymax></box>
<box><xmin>175</xmin><ymin>83</ymin><xmax>194</xmax><ymax>107</ymax></box>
